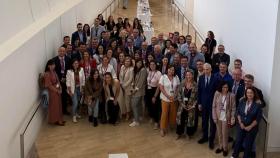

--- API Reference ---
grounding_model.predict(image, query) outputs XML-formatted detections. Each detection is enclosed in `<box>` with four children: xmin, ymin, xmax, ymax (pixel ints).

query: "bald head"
<box><xmin>232</xmin><ymin>68</ymin><xmax>242</xmax><ymax>81</ymax></box>
<box><xmin>189</xmin><ymin>43</ymin><xmax>197</xmax><ymax>54</ymax></box>
<box><xmin>58</xmin><ymin>47</ymin><xmax>66</xmax><ymax>57</ymax></box>
<box><xmin>154</xmin><ymin>45</ymin><xmax>161</xmax><ymax>54</ymax></box>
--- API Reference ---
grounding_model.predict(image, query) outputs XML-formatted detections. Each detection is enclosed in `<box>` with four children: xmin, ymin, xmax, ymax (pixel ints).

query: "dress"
<box><xmin>44</xmin><ymin>71</ymin><xmax>63</xmax><ymax>123</ymax></box>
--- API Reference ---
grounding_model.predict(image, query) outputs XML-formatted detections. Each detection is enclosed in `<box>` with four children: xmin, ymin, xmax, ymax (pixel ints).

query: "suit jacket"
<box><xmin>132</xmin><ymin>68</ymin><xmax>147</xmax><ymax>97</ymax></box>
<box><xmin>125</xmin><ymin>46</ymin><xmax>139</xmax><ymax>56</ymax></box>
<box><xmin>53</xmin><ymin>56</ymin><xmax>71</xmax><ymax>81</ymax></box>
<box><xmin>212</xmin><ymin>91</ymin><xmax>236</xmax><ymax>122</ymax></box>
<box><xmin>198</xmin><ymin>74</ymin><xmax>218</xmax><ymax>108</ymax></box>
<box><xmin>71</xmin><ymin>31</ymin><xmax>87</xmax><ymax>45</ymax></box>
<box><xmin>238</xmin><ymin>86</ymin><xmax>266</xmax><ymax>108</ymax></box>
<box><xmin>119</xmin><ymin>66</ymin><xmax>134</xmax><ymax>95</ymax></box>
<box><xmin>147</xmin><ymin>45</ymin><xmax>155</xmax><ymax>53</ymax></box>
<box><xmin>233</xmin><ymin>79</ymin><xmax>245</xmax><ymax>107</ymax></box>
<box><xmin>176</xmin><ymin>81</ymin><xmax>198</xmax><ymax>125</ymax></box>
<box><xmin>237</xmin><ymin>99</ymin><xmax>262</xmax><ymax>127</ymax></box>
<box><xmin>91</xmin><ymin>25</ymin><xmax>106</xmax><ymax>40</ymax></box>
<box><xmin>175</xmin><ymin>66</ymin><xmax>193</xmax><ymax>81</ymax></box>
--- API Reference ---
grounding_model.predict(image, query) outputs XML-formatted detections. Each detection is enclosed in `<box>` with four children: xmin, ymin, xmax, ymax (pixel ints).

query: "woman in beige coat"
<box><xmin>119</xmin><ymin>57</ymin><xmax>134</xmax><ymax>120</ymax></box>
<box><xmin>212</xmin><ymin>81</ymin><xmax>236</xmax><ymax>156</ymax></box>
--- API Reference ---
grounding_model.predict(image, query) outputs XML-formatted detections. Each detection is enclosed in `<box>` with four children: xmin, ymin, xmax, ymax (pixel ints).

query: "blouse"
<box><xmin>159</xmin><ymin>74</ymin><xmax>180</xmax><ymax>102</ymax></box>
<box><xmin>147</xmin><ymin>70</ymin><xmax>162</xmax><ymax>88</ymax></box>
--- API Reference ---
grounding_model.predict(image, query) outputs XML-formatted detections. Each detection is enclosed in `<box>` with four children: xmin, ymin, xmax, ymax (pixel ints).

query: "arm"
<box><xmin>66</xmin><ymin>70</ymin><xmax>72</xmax><ymax>95</ymax></box>
<box><xmin>230</xmin><ymin>94</ymin><xmax>236</xmax><ymax>124</ymax></box>
<box><xmin>212</xmin><ymin>92</ymin><xmax>218</xmax><ymax>122</ymax></box>
<box><xmin>135</xmin><ymin>69</ymin><xmax>147</xmax><ymax>90</ymax></box>
<box><xmin>44</xmin><ymin>73</ymin><xmax>59</xmax><ymax>93</ymax></box>
<box><xmin>122</xmin><ymin>68</ymin><xmax>133</xmax><ymax>88</ymax></box>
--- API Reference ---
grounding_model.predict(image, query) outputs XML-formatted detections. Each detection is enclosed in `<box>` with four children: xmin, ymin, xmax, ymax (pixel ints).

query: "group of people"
<box><xmin>42</xmin><ymin>13</ymin><xmax>265</xmax><ymax>158</ymax></box>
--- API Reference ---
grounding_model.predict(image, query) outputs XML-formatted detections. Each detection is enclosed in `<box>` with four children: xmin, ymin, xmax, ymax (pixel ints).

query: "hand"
<box><xmin>213</xmin><ymin>119</ymin><xmax>217</xmax><ymax>124</ymax></box>
<box><xmin>68</xmin><ymin>92</ymin><xmax>74</xmax><ymax>97</ymax></box>
<box><xmin>231</xmin><ymin>118</ymin><xmax>235</xmax><ymax>126</ymax></box>
<box><xmin>152</xmin><ymin>97</ymin><xmax>156</xmax><ymax>104</ymax></box>
<box><xmin>198</xmin><ymin>104</ymin><xmax>202</xmax><ymax>111</ymax></box>
<box><xmin>169</xmin><ymin>96</ymin><xmax>174</xmax><ymax>102</ymax></box>
<box><xmin>114</xmin><ymin>99</ymin><xmax>118</xmax><ymax>106</ymax></box>
<box><xmin>240</xmin><ymin>122</ymin><xmax>245</xmax><ymax>129</ymax></box>
<box><xmin>244</xmin><ymin>125</ymin><xmax>252</xmax><ymax>132</ymax></box>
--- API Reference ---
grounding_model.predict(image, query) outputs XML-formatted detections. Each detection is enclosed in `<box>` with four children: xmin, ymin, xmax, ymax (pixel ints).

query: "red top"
<box><xmin>80</xmin><ymin>58</ymin><xmax>97</xmax><ymax>78</ymax></box>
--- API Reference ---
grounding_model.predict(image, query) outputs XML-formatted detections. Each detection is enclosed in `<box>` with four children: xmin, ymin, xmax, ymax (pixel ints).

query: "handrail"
<box><xmin>262</xmin><ymin>114</ymin><xmax>269</xmax><ymax>158</ymax></box>
<box><xmin>171</xmin><ymin>1</ymin><xmax>205</xmax><ymax>45</ymax></box>
<box><xmin>20</xmin><ymin>100</ymin><xmax>42</xmax><ymax>158</ymax></box>
<box><xmin>100</xmin><ymin>0</ymin><xmax>120</xmax><ymax>24</ymax></box>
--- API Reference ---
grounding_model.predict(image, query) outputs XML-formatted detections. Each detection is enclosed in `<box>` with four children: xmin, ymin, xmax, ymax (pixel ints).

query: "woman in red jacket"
<box><xmin>80</xmin><ymin>51</ymin><xmax>97</xmax><ymax>79</ymax></box>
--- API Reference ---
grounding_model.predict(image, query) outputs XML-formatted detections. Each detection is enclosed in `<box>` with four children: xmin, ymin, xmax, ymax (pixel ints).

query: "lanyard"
<box><xmin>122</xmin><ymin>67</ymin><xmax>128</xmax><ymax>81</ymax></box>
<box><xmin>148</xmin><ymin>71</ymin><xmax>156</xmax><ymax>84</ymax></box>
<box><xmin>102</xmin><ymin>66</ymin><xmax>108</xmax><ymax>75</ymax></box>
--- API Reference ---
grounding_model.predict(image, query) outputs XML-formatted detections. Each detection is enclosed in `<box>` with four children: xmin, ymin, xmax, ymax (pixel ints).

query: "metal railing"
<box><xmin>170</xmin><ymin>1</ymin><xmax>205</xmax><ymax>46</ymax></box>
<box><xmin>256</xmin><ymin>114</ymin><xmax>269</xmax><ymax>158</ymax></box>
<box><xmin>20</xmin><ymin>101</ymin><xmax>43</xmax><ymax>158</ymax></box>
<box><xmin>100</xmin><ymin>0</ymin><xmax>120</xmax><ymax>23</ymax></box>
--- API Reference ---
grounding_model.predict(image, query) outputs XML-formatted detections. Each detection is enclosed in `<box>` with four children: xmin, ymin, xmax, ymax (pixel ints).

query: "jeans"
<box><xmin>72</xmin><ymin>87</ymin><xmax>81</xmax><ymax>116</ymax></box>
<box><xmin>131</xmin><ymin>96</ymin><xmax>143</xmax><ymax>122</ymax></box>
<box><xmin>123</xmin><ymin>0</ymin><xmax>128</xmax><ymax>7</ymax></box>
<box><xmin>88</xmin><ymin>98</ymin><xmax>99</xmax><ymax>118</ymax></box>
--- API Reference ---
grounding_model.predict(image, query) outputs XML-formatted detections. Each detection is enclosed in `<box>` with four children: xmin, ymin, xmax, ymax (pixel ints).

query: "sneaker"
<box><xmin>76</xmin><ymin>114</ymin><xmax>81</xmax><ymax>119</ymax></box>
<box><xmin>73</xmin><ymin>116</ymin><xmax>78</xmax><ymax>123</ymax></box>
<box><xmin>129</xmin><ymin>121</ymin><xmax>139</xmax><ymax>127</ymax></box>
<box><xmin>153</xmin><ymin>123</ymin><xmax>159</xmax><ymax>130</ymax></box>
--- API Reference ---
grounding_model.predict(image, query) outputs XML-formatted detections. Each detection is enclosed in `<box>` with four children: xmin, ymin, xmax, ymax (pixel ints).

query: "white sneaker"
<box><xmin>76</xmin><ymin>114</ymin><xmax>81</xmax><ymax>119</ymax></box>
<box><xmin>153</xmin><ymin>123</ymin><xmax>159</xmax><ymax>130</ymax></box>
<box><xmin>129</xmin><ymin>121</ymin><xmax>139</xmax><ymax>127</ymax></box>
<box><xmin>73</xmin><ymin>116</ymin><xmax>78</xmax><ymax>123</ymax></box>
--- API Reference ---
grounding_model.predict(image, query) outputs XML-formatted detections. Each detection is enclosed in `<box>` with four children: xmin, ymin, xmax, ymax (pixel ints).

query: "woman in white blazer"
<box><xmin>66</xmin><ymin>59</ymin><xmax>85</xmax><ymax>123</ymax></box>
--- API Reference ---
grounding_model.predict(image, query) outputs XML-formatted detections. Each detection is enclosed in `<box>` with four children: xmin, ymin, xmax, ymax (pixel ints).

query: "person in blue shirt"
<box><xmin>132</xmin><ymin>29</ymin><xmax>144</xmax><ymax>49</ymax></box>
<box><xmin>214</xmin><ymin>62</ymin><xmax>233</xmax><ymax>87</ymax></box>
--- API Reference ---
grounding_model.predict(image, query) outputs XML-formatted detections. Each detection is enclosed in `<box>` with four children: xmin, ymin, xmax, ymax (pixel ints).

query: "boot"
<box><xmin>88</xmin><ymin>115</ymin><xmax>93</xmax><ymax>122</ymax></box>
<box><xmin>93</xmin><ymin>117</ymin><xmax>98</xmax><ymax>127</ymax></box>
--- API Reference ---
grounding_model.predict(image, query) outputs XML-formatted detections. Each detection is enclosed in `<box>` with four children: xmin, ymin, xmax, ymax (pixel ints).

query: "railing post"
<box><xmin>194</xmin><ymin>32</ymin><xmax>197</xmax><ymax>44</ymax></box>
<box><xmin>187</xmin><ymin>21</ymin><xmax>190</xmax><ymax>35</ymax></box>
<box><xmin>177</xmin><ymin>8</ymin><xmax>179</xmax><ymax>23</ymax></box>
<box><xmin>20</xmin><ymin>134</ymin><xmax>24</xmax><ymax>158</ymax></box>
<box><xmin>182</xmin><ymin>18</ymin><xmax>184</xmax><ymax>35</ymax></box>
<box><xmin>110</xmin><ymin>3</ymin><xmax>112</xmax><ymax>15</ymax></box>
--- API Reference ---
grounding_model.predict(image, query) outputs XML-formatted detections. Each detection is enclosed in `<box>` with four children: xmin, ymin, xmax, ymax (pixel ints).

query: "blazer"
<box><xmin>53</xmin><ymin>56</ymin><xmax>71</xmax><ymax>81</ymax></box>
<box><xmin>147</xmin><ymin>44</ymin><xmax>155</xmax><ymax>53</ymax></box>
<box><xmin>198</xmin><ymin>74</ymin><xmax>218</xmax><ymax>108</ymax></box>
<box><xmin>233</xmin><ymin>79</ymin><xmax>245</xmax><ymax>106</ymax></box>
<box><xmin>91</xmin><ymin>25</ymin><xmax>106</xmax><ymax>40</ymax></box>
<box><xmin>132</xmin><ymin>68</ymin><xmax>147</xmax><ymax>97</ymax></box>
<box><xmin>212</xmin><ymin>53</ymin><xmax>230</xmax><ymax>73</ymax></box>
<box><xmin>212</xmin><ymin>91</ymin><xmax>236</xmax><ymax>122</ymax></box>
<box><xmin>237</xmin><ymin>99</ymin><xmax>262</xmax><ymax>127</ymax></box>
<box><xmin>175</xmin><ymin>66</ymin><xmax>193</xmax><ymax>81</ymax></box>
<box><xmin>125</xmin><ymin>46</ymin><xmax>139</xmax><ymax>56</ymax></box>
<box><xmin>119</xmin><ymin>66</ymin><xmax>134</xmax><ymax>95</ymax></box>
<box><xmin>176</xmin><ymin>81</ymin><xmax>198</xmax><ymax>125</ymax></box>
<box><xmin>84</xmin><ymin>78</ymin><xmax>103</xmax><ymax>102</ymax></box>
<box><xmin>66</xmin><ymin>68</ymin><xmax>85</xmax><ymax>94</ymax></box>
<box><xmin>71</xmin><ymin>31</ymin><xmax>87</xmax><ymax>45</ymax></box>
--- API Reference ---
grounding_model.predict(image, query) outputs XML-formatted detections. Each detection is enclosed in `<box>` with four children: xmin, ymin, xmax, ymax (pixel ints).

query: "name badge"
<box><xmin>148</xmin><ymin>86</ymin><xmax>152</xmax><ymax>89</ymax></box>
<box><xmin>109</xmin><ymin>97</ymin><xmax>114</xmax><ymax>101</ymax></box>
<box><xmin>184</xmin><ymin>97</ymin><xmax>188</xmax><ymax>102</ymax></box>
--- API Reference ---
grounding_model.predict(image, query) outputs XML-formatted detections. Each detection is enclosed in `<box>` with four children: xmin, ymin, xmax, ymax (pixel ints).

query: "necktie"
<box><xmin>95</xmin><ymin>27</ymin><xmax>99</xmax><ymax>37</ymax></box>
<box><xmin>181</xmin><ymin>67</ymin><xmax>185</xmax><ymax>79</ymax></box>
<box><xmin>60</xmin><ymin>58</ymin><xmax>65</xmax><ymax>73</ymax></box>
<box><xmin>206</xmin><ymin>77</ymin><xmax>209</xmax><ymax>87</ymax></box>
<box><xmin>233</xmin><ymin>82</ymin><xmax>238</xmax><ymax>94</ymax></box>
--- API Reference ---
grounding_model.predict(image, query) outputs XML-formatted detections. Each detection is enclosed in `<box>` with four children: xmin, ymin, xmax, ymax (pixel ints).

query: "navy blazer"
<box><xmin>237</xmin><ymin>99</ymin><xmax>262</xmax><ymax>127</ymax></box>
<box><xmin>234</xmin><ymin>79</ymin><xmax>245</xmax><ymax>106</ymax></box>
<box><xmin>53</xmin><ymin>56</ymin><xmax>71</xmax><ymax>81</ymax></box>
<box><xmin>71</xmin><ymin>31</ymin><xmax>87</xmax><ymax>45</ymax></box>
<box><xmin>198</xmin><ymin>74</ymin><xmax>218</xmax><ymax>108</ymax></box>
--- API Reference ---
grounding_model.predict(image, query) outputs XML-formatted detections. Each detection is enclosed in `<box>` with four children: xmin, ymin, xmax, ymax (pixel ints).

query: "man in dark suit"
<box><xmin>53</xmin><ymin>47</ymin><xmax>71</xmax><ymax>115</ymax></box>
<box><xmin>71</xmin><ymin>42</ymin><xmax>87</xmax><ymax>61</ymax></box>
<box><xmin>71</xmin><ymin>23</ymin><xmax>87</xmax><ymax>45</ymax></box>
<box><xmin>243</xmin><ymin>74</ymin><xmax>266</xmax><ymax>108</ymax></box>
<box><xmin>232</xmin><ymin>68</ymin><xmax>245</xmax><ymax>107</ymax></box>
<box><xmin>194</xmin><ymin>59</ymin><xmax>205</xmax><ymax>83</ymax></box>
<box><xmin>197</xmin><ymin>63</ymin><xmax>218</xmax><ymax>149</ymax></box>
<box><xmin>175</xmin><ymin>56</ymin><xmax>192</xmax><ymax>81</ymax></box>
<box><xmin>125</xmin><ymin>38</ymin><xmax>138</xmax><ymax>57</ymax></box>
<box><xmin>212</xmin><ymin>45</ymin><xmax>230</xmax><ymax>73</ymax></box>
<box><xmin>147</xmin><ymin>37</ymin><xmax>158</xmax><ymax>53</ymax></box>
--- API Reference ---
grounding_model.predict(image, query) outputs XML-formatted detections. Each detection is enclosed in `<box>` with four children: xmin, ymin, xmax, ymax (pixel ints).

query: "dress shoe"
<box><xmin>223</xmin><ymin>150</ymin><xmax>228</xmax><ymax>157</ymax></box>
<box><xmin>198</xmin><ymin>137</ymin><xmax>208</xmax><ymax>144</ymax></box>
<box><xmin>93</xmin><ymin>117</ymin><xmax>98</xmax><ymax>127</ymax></box>
<box><xmin>215</xmin><ymin>148</ymin><xmax>223</xmax><ymax>154</ymax></box>
<box><xmin>209</xmin><ymin>142</ymin><xmax>214</xmax><ymax>150</ymax></box>
<box><xmin>88</xmin><ymin>115</ymin><xmax>93</xmax><ymax>122</ymax></box>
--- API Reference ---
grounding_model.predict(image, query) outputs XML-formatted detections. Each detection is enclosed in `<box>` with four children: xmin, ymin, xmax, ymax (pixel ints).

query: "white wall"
<box><xmin>188</xmin><ymin>0</ymin><xmax>280</xmax><ymax>152</ymax></box>
<box><xmin>267</xmin><ymin>1</ymin><xmax>280</xmax><ymax>152</ymax></box>
<box><xmin>0</xmin><ymin>0</ymin><xmax>114</xmax><ymax>157</ymax></box>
